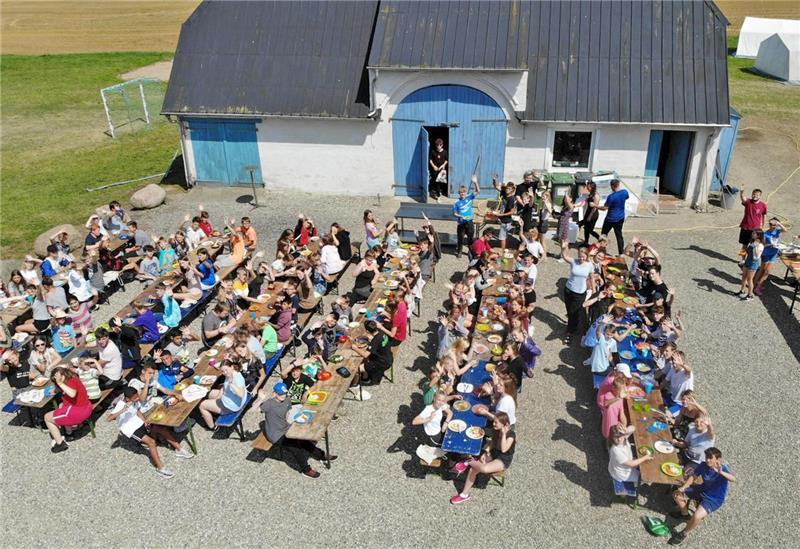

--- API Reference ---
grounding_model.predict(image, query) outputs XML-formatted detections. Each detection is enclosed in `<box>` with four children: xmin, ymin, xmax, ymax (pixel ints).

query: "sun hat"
<box><xmin>52</xmin><ymin>309</ymin><xmax>68</xmax><ymax>319</ymax></box>
<box><xmin>616</xmin><ymin>363</ymin><xmax>632</xmax><ymax>379</ymax></box>
<box><xmin>274</xmin><ymin>382</ymin><xmax>288</xmax><ymax>396</ymax></box>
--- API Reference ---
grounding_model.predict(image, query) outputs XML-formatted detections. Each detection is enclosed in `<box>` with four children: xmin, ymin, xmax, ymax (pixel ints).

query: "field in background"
<box><xmin>717</xmin><ymin>0</ymin><xmax>800</xmax><ymax>34</ymax></box>
<box><xmin>1</xmin><ymin>0</ymin><xmax>199</xmax><ymax>54</ymax></box>
<box><xmin>0</xmin><ymin>53</ymin><xmax>179</xmax><ymax>257</ymax></box>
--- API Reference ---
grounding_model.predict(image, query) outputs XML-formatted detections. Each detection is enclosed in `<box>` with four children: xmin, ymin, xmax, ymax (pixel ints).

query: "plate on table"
<box><xmin>487</xmin><ymin>334</ymin><xmax>502</xmax><ymax>344</ymax></box>
<box><xmin>385</xmin><ymin>280</ymin><xmax>399</xmax><ymax>289</ymax></box>
<box><xmin>157</xmin><ymin>324</ymin><xmax>169</xmax><ymax>334</ymax></box>
<box><xmin>31</xmin><ymin>376</ymin><xmax>49</xmax><ymax>387</ymax></box>
<box><xmin>496</xmin><ymin>285</ymin><xmax>508</xmax><ymax>294</ymax></box>
<box><xmin>448</xmin><ymin>419</ymin><xmax>467</xmax><ymax>433</ymax></box>
<box><xmin>472</xmin><ymin>343</ymin><xmax>489</xmax><ymax>355</ymax></box>
<box><xmin>383</xmin><ymin>290</ymin><xmax>393</xmax><ymax>296</ymax></box>
<box><xmin>613</xmin><ymin>292</ymin><xmax>625</xmax><ymax>299</ymax></box>
<box><xmin>661</xmin><ymin>462</ymin><xmax>684</xmax><ymax>477</ymax></box>
<box><xmin>607</xmin><ymin>266</ymin><xmax>622</xmax><ymax>273</ymax></box>
<box><xmin>453</xmin><ymin>400</ymin><xmax>471</xmax><ymax>412</ymax></box>
<box><xmin>485</xmin><ymin>363</ymin><xmax>497</xmax><ymax>373</ymax></box>
<box><xmin>654</xmin><ymin>440</ymin><xmax>675</xmax><ymax>454</ymax></box>
<box><xmin>466</xmin><ymin>426</ymin><xmax>485</xmax><ymax>440</ymax></box>
<box><xmin>632</xmin><ymin>402</ymin><xmax>651</xmax><ymax>413</ymax></box>
<box><xmin>258</xmin><ymin>293</ymin><xmax>272</xmax><ymax>301</ymax></box>
<box><xmin>348</xmin><ymin>321</ymin><xmax>360</xmax><ymax>329</ymax></box>
<box><xmin>456</xmin><ymin>382</ymin><xmax>474</xmax><ymax>394</ymax></box>
<box><xmin>200</xmin><ymin>375</ymin><xmax>217</xmax><ymax>385</ymax></box>
<box><xmin>409</xmin><ymin>246</ymin><xmax>420</xmax><ymax>253</ymax></box>
<box><xmin>199</xmin><ymin>240</ymin><xmax>213</xmax><ymax>247</ymax></box>
<box><xmin>635</xmin><ymin>363</ymin><xmax>652</xmax><ymax>373</ymax></box>
<box><xmin>491</xmin><ymin>322</ymin><xmax>505</xmax><ymax>332</ymax></box>
<box><xmin>638</xmin><ymin>445</ymin><xmax>654</xmax><ymax>457</ymax></box>
<box><xmin>623</xmin><ymin>297</ymin><xmax>638</xmax><ymax>305</ymax></box>
<box><xmin>627</xmin><ymin>386</ymin><xmax>646</xmax><ymax>399</ymax></box>
<box><xmin>206</xmin><ymin>349</ymin><xmax>218</xmax><ymax>358</ymax></box>
<box><xmin>475</xmin><ymin>323</ymin><xmax>490</xmax><ymax>332</ymax></box>
<box><xmin>44</xmin><ymin>385</ymin><xmax>58</xmax><ymax>397</ymax></box>
<box><xmin>619</xmin><ymin>350</ymin><xmax>635</xmax><ymax>360</ymax></box>
<box><xmin>307</xmin><ymin>391</ymin><xmax>328</xmax><ymax>405</ymax></box>
<box><xmin>299</xmin><ymin>249</ymin><xmax>312</xmax><ymax>257</ymax></box>
<box><xmin>150</xmin><ymin>410</ymin><xmax>166</xmax><ymax>422</ymax></box>
<box><xmin>292</xmin><ymin>410</ymin><xmax>316</xmax><ymax>424</ymax></box>
<box><xmin>174</xmin><ymin>380</ymin><xmax>190</xmax><ymax>391</ymax></box>
<box><xmin>329</xmin><ymin>355</ymin><xmax>344</xmax><ymax>364</ymax></box>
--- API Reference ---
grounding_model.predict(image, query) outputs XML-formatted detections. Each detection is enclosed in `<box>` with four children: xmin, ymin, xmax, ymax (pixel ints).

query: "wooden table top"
<box><xmin>780</xmin><ymin>255</ymin><xmax>800</xmax><ymax>274</ymax></box>
<box><xmin>625</xmin><ymin>390</ymin><xmax>682</xmax><ymax>485</ymax></box>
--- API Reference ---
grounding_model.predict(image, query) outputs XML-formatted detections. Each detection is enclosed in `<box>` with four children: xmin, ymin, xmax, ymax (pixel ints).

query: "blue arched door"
<box><xmin>391</xmin><ymin>85</ymin><xmax>506</xmax><ymax>199</ymax></box>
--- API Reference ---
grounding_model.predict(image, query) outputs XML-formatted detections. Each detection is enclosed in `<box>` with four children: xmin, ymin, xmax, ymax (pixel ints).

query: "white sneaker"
<box><xmin>582</xmin><ymin>358</ymin><xmax>592</xmax><ymax>366</ymax></box>
<box><xmin>175</xmin><ymin>448</ymin><xmax>194</xmax><ymax>460</ymax></box>
<box><xmin>157</xmin><ymin>468</ymin><xmax>175</xmax><ymax>479</ymax></box>
<box><xmin>351</xmin><ymin>386</ymin><xmax>372</xmax><ymax>401</ymax></box>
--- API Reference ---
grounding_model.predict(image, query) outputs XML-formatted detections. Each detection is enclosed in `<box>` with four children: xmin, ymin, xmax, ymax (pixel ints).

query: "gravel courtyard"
<box><xmin>1</xmin><ymin>180</ymin><xmax>798</xmax><ymax>548</ymax></box>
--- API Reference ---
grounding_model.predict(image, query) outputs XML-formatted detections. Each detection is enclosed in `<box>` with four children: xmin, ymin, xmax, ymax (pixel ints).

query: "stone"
<box><xmin>33</xmin><ymin>224</ymin><xmax>81</xmax><ymax>258</ymax></box>
<box><xmin>130</xmin><ymin>184</ymin><xmax>166</xmax><ymax>209</ymax></box>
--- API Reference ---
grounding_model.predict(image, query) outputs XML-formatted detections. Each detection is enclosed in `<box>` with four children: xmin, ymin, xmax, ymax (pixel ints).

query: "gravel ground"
<box><xmin>1</xmin><ymin>179</ymin><xmax>798</xmax><ymax>548</ymax></box>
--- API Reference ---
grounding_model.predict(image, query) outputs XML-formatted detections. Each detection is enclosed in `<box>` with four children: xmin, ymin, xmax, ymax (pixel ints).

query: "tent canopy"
<box><xmin>755</xmin><ymin>33</ymin><xmax>800</xmax><ymax>84</ymax></box>
<box><xmin>735</xmin><ymin>17</ymin><xmax>800</xmax><ymax>58</ymax></box>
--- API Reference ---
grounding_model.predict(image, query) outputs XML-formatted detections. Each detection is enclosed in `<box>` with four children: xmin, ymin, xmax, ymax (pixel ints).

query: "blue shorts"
<box><xmin>685</xmin><ymin>487</ymin><xmax>724</xmax><ymax>514</ymax></box>
<box><xmin>761</xmin><ymin>254</ymin><xmax>779</xmax><ymax>265</ymax></box>
<box><xmin>744</xmin><ymin>259</ymin><xmax>760</xmax><ymax>271</ymax></box>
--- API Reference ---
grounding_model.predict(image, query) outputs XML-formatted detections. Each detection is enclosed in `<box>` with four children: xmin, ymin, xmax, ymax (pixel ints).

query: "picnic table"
<box><xmin>284</xmin><ymin>250</ymin><xmax>419</xmax><ymax>466</ymax></box>
<box><xmin>780</xmin><ymin>255</ymin><xmax>800</xmax><ymax>312</ymax></box>
<box><xmin>602</xmin><ymin>261</ymin><xmax>683</xmax><ymax>485</ymax></box>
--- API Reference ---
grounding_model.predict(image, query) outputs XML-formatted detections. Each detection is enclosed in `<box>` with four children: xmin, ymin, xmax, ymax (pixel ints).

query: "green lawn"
<box><xmin>726</xmin><ymin>35</ymin><xmax>800</xmax><ymax>122</ymax></box>
<box><xmin>0</xmin><ymin>52</ymin><xmax>180</xmax><ymax>258</ymax></box>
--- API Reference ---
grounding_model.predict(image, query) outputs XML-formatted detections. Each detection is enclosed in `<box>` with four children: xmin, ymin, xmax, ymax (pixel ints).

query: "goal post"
<box><xmin>100</xmin><ymin>78</ymin><xmax>165</xmax><ymax>138</ymax></box>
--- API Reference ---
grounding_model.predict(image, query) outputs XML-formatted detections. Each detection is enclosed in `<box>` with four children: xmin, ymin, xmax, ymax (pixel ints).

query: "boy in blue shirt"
<box><xmin>669</xmin><ymin>447</ymin><xmax>736</xmax><ymax>545</ymax></box>
<box><xmin>452</xmin><ymin>175</ymin><xmax>481</xmax><ymax>258</ymax></box>
<box><xmin>599</xmin><ymin>179</ymin><xmax>629</xmax><ymax>255</ymax></box>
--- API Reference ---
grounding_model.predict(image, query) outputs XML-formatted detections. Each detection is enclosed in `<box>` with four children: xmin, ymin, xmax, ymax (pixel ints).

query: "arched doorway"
<box><xmin>391</xmin><ymin>85</ymin><xmax>507</xmax><ymax>200</ymax></box>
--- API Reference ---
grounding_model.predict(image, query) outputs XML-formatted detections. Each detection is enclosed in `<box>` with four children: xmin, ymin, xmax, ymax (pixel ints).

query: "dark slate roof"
<box><xmin>162</xmin><ymin>0</ymin><xmax>378</xmax><ymax>118</ymax></box>
<box><xmin>164</xmin><ymin>0</ymin><xmax>730</xmax><ymax>125</ymax></box>
<box><xmin>370</xmin><ymin>0</ymin><xmax>730</xmax><ymax>125</ymax></box>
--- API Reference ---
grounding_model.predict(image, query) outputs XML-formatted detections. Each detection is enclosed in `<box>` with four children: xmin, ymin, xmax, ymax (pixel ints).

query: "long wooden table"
<box><xmin>781</xmin><ymin>255</ymin><xmax>800</xmax><ymax>312</ymax></box>
<box><xmin>282</xmin><ymin>251</ymin><xmax>419</xmax><ymax>466</ymax></box>
<box><xmin>603</xmin><ymin>257</ymin><xmax>682</xmax><ymax>485</ymax></box>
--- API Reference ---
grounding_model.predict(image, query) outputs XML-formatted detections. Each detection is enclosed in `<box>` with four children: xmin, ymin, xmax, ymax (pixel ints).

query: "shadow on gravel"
<box><xmin>760</xmin><ymin>277</ymin><xmax>800</xmax><ymax>362</ymax></box>
<box><xmin>412</xmin><ymin>320</ymin><xmax>439</xmax><ymax>373</ymax></box>
<box><xmin>693</xmin><ymin>277</ymin><xmax>739</xmax><ymax>296</ymax></box>
<box><xmin>675</xmin><ymin>245</ymin><xmax>737</xmax><ymax>264</ymax></box>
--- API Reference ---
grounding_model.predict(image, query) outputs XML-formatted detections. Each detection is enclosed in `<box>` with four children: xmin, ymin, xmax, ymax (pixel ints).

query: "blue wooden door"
<box><xmin>420</xmin><ymin>127</ymin><xmax>430</xmax><ymax>203</ymax></box>
<box><xmin>711</xmin><ymin>108</ymin><xmax>741</xmax><ymax>191</ymax></box>
<box><xmin>188</xmin><ymin>119</ymin><xmax>228</xmax><ymax>184</ymax></box>
<box><xmin>662</xmin><ymin>132</ymin><xmax>694</xmax><ymax>196</ymax></box>
<box><xmin>392</xmin><ymin>85</ymin><xmax>506</xmax><ymax>199</ymax></box>
<box><xmin>222</xmin><ymin>120</ymin><xmax>262</xmax><ymax>185</ymax></box>
<box><xmin>644</xmin><ymin>130</ymin><xmax>664</xmax><ymax>178</ymax></box>
<box><xmin>391</xmin><ymin>118</ymin><xmax>426</xmax><ymax>197</ymax></box>
<box><xmin>188</xmin><ymin>118</ymin><xmax>261</xmax><ymax>185</ymax></box>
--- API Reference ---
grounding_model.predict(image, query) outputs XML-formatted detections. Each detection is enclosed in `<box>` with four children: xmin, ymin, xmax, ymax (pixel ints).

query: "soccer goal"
<box><xmin>100</xmin><ymin>78</ymin><xmax>165</xmax><ymax>138</ymax></box>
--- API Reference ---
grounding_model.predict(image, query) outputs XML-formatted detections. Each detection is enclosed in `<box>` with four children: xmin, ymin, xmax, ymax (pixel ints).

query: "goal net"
<box><xmin>100</xmin><ymin>78</ymin><xmax>166</xmax><ymax>138</ymax></box>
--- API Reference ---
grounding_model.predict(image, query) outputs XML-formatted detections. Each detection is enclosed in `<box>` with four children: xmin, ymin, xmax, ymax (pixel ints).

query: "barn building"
<box><xmin>162</xmin><ymin>0</ymin><xmax>732</xmax><ymax>206</ymax></box>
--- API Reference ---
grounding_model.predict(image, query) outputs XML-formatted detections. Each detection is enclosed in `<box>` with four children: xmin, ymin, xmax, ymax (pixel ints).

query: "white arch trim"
<box><xmin>374</xmin><ymin>69</ymin><xmax>526</xmax><ymax>122</ymax></box>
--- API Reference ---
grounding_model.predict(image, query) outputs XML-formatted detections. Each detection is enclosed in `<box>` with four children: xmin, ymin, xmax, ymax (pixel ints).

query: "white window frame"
<box><xmin>545</xmin><ymin>127</ymin><xmax>596</xmax><ymax>172</ymax></box>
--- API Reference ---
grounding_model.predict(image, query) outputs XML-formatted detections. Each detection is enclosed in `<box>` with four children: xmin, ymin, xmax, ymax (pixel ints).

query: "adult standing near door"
<box><xmin>599</xmin><ymin>179</ymin><xmax>629</xmax><ymax>255</ymax></box>
<box><xmin>452</xmin><ymin>175</ymin><xmax>481</xmax><ymax>258</ymax></box>
<box><xmin>429</xmin><ymin>138</ymin><xmax>448</xmax><ymax>201</ymax></box>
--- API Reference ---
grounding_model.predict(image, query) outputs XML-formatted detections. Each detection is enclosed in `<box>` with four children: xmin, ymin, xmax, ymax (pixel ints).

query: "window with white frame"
<box><xmin>551</xmin><ymin>131</ymin><xmax>592</xmax><ymax>168</ymax></box>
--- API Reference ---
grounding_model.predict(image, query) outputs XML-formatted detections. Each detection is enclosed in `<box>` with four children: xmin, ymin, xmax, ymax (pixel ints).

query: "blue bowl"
<box><xmin>496</xmin><ymin>297</ymin><xmax>507</xmax><ymax>305</ymax></box>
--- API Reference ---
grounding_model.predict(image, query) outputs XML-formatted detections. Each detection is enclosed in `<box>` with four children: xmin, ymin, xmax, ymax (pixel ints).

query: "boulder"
<box><xmin>33</xmin><ymin>224</ymin><xmax>81</xmax><ymax>258</ymax></box>
<box><xmin>130</xmin><ymin>184</ymin><xmax>166</xmax><ymax>209</ymax></box>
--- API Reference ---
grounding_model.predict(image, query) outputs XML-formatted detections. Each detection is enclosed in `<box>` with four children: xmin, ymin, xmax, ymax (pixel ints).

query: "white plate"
<box><xmin>206</xmin><ymin>349</ymin><xmax>218</xmax><ymax>357</ymax></box>
<box><xmin>491</xmin><ymin>323</ymin><xmax>504</xmax><ymax>331</ymax></box>
<box><xmin>456</xmin><ymin>382</ymin><xmax>474</xmax><ymax>394</ymax></box>
<box><xmin>447</xmin><ymin>419</ymin><xmax>467</xmax><ymax>433</ymax></box>
<box><xmin>654</xmin><ymin>440</ymin><xmax>675</xmax><ymax>454</ymax></box>
<box><xmin>635</xmin><ymin>363</ymin><xmax>652</xmax><ymax>373</ymax></box>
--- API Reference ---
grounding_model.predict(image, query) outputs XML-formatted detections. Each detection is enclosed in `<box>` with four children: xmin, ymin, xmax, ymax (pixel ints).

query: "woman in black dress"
<box><xmin>580</xmin><ymin>181</ymin><xmax>601</xmax><ymax>244</ymax></box>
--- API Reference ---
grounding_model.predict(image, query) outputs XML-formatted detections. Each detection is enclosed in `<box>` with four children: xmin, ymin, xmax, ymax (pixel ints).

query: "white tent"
<box><xmin>735</xmin><ymin>17</ymin><xmax>800</xmax><ymax>58</ymax></box>
<box><xmin>755</xmin><ymin>33</ymin><xmax>800</xmax><ymax>84</ymax></box>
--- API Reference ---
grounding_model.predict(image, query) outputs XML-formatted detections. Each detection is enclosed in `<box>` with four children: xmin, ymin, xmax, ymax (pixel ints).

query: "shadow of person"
<box><xmin>674</xmin><ymin>244</ymin><xmax>737</xmax><ymax>264</ymax></box>
<box><xmin>552</xmin><ymin>458</ymin><xmax>614</xmax><ymax>507</ymax></box>
<box><xmin>692</xmin><ymin>277</ymin><xmax>739</xmax><ymax>297</ymax></box>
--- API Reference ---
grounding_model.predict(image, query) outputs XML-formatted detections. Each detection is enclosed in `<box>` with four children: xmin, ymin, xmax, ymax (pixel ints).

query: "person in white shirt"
<box><xmin>183</xmin><ymin>215</ymin><xmax>206</xmax><ymax>249</ymax></box>
<box><xmin>519</xmin><ymin>228</ymin><xmax>545</xmax><ymax>261</ymax></box>
<box><xmin>84</xmin><ymin>328</ymin><xmax>123</xmax><ymax>389</ymax></box>
<box><xmin>319</xmin><ymin>234</ymin><xmax>346</xmax><ymax>276</ymax></box>
<box><xmin>662</xmin><ymin>350</ymin><xmax>694</xmax><ymax>403</ymax></box>
<box><xmin>107</xmin><ymin>386</ymin><xmax>193</xmax><ymax>478</ymax></box>
<box><xmin>608</xmin><ymin>424</ymin><xmax>652</xmax><ymax>502</ymax></box>
<box><xmin>475</xmin><ymin>376</ymin><xmax>517</xmax><ymax>426</ymax></box>
<box><xmin>412</xmin><ymin>391</ymin><xmax>453</xmax><ymax>445</ymax></box>
<box><xmin>520</xmin><ymin>253</ymin><xmax>538</xmax><ymax>286</ymax></box>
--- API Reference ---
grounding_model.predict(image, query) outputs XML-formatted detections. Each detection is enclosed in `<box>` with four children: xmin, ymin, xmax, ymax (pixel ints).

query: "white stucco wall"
<box><xmin>178</xmin><ymin>69</ymin><xmax>723</xmax><ymax>203</ymax></box>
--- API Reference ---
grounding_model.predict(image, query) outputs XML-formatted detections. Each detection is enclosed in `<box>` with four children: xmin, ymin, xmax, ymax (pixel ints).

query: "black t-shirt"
<box><xmin>368</xmin><ymin>333</ymin><xmax>393</xmax><ymax>369</ymax></box>
<box><xmin>5</xmin><ymin>359</ymin><xmax>31</xmax><ymax>389</ymax></box>
<box><xmin>515</xmin><ymin>181</ymin><xmax>534</xmax><ymax>198</ymax></box>
<box><xmin>641</xmin><ymin>281</ymin><xmax>669</xmax><ymax>304</ymax></box>
<box><xmin>113</xmin><ymin>325</ymin><xmax>141</xmax><ymax>362</ymax></box>
<box><xmin>337</xmin><ymin>230</ymin><xmax>353</xmax><ymax>261</ymax></box>
<box><xmin>248</xmin><ymin>274</ymin><xmax>265</xmax><ymax>299</ymax></box>
<box><xmin>500</xmin><ymin>194</ymin><xmax>516</xmax><ymax>215</ymax></box>
<box><xmin>85</xmin><ymin>233</ymin><xmax>103</xmax><ymax>247</ymax></box>
<box><xmin>517</xmin><ymin>202</ymin><xmax>535</xmax><ymax>230</ymax></box>
<box><xmin>283</xmin><ymin>373</ymin><xmax>315</xmax><ymax>404</ymax></box>
<box><xmin>429</xmin><ymin>149</ymin><xmax>447</xmax><ymax>171</ymax></box>
<box><xmin>505</xmin><ymin>357</ymin><xmax>525</xmax><ymax>389</ymax></box>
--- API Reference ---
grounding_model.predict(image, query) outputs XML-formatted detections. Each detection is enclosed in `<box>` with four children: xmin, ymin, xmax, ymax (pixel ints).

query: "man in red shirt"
<box><xmin>738</xmin><ymin>187</ymin><xmax>767</xmax><ymax>252</ymax></box>
<box><xmin>470</xmin><ymin>229</ymin><xmax>493</xmax><ymax>261</ymax></box>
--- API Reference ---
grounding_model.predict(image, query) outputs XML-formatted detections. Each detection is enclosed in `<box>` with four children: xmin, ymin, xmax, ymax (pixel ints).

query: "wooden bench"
<box><xmin>215</xmin><ymin>392</ymin><xmax>254</xmax><ymax>441</ymax></box>
<box><xmin>251</xmin><ymin>431</ymin><xmax>273</xmax><ymax>452</ymax></box>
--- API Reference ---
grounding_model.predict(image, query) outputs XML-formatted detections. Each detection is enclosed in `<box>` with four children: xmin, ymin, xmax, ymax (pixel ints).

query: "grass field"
<box><xmin>0</xmin><ymin>52</ymin><xmax>180</xmax><ymax>257</ymax></box>
<box><xmin>1</xmin><ymin>1</ymin><xmax>198</xmax><ymax>54</ymax></box>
